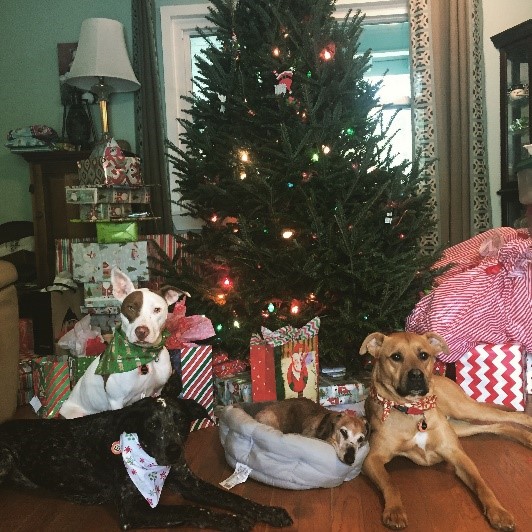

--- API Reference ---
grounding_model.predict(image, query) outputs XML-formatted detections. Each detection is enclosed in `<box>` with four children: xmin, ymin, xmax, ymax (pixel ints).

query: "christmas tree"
<box><xmin>163</xmin><ymin>0</ymin><xmax>439</xmax><ymax>368</ymax></box>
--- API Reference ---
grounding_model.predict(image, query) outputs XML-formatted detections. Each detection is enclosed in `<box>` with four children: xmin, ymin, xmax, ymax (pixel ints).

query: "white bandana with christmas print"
<box><xmin>119</xmin><ymin>432</ymin><xmax>171</xmax><ymax>508</ymax></box>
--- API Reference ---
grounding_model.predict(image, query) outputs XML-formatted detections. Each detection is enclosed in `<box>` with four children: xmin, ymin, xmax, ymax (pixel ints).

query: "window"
<box><xmin>161</xmin><ymin>1</ymin><xmax>410</xmax><ymax>229</ymax></box>
<box><xmin>362</xmin><ymin>21</ymin><xmax>413</xmax><ymax>163</ymax></box>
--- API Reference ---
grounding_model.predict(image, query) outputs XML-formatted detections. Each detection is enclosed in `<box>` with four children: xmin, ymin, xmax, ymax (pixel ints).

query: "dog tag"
<box><xmin>111</xmin><ymin>441</ymin><xmax>122</xmax><ymax>455</ymax></box>
<box><xmin>417</xmin><ymin>418</ymin><xmax>427</xmax><ymax>432</ymax></box>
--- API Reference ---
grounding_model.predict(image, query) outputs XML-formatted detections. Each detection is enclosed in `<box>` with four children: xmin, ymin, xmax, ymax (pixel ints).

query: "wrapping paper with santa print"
<box><xmin>406</xmin><ymin>231</ymin><xmax>532</xmax><ymax>362</ymax></box>
<box><xmin>250</xmin><ymin>318</ymin><xmax>320</xmax><ymax>402</ymax></box>
<box><xmin>165</xmin><ymin>298</ymin><xmax>215</xmax><ymax>349</ymax></box>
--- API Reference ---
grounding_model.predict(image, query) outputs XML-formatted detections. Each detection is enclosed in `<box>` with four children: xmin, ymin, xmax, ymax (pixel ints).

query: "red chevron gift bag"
<box><xmin>456</xmin><ymin>344</ymin><xmax>526</xmax><ymax>411</ymax></box>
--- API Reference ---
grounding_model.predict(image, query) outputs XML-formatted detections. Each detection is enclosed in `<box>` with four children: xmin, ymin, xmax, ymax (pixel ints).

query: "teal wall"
<box><xmin>0</xmin><ymin>0</ymin><xmax>136</xmax><ymax>224</ymax></box>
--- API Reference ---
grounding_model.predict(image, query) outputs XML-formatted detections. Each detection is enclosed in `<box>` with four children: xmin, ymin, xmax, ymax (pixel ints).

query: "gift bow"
<box><xmin>165</xmin><ymin>298</ymin><xmax>215</xmax><ymax>350</ymax></box>
<box><xmin>250</xmin><ymin>317</ymin><xmax>320</xmax><ymax>346</ymax></box>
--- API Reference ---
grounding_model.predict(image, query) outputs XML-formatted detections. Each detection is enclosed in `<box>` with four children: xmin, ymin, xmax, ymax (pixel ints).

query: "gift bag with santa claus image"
<box><xmin>250</xmin><ymin>317</ymin><xmax>319</xmax><ymax>402</ymax></box>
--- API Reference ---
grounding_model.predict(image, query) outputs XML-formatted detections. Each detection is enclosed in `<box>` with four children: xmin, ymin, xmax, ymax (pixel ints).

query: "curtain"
<box><xmin>409</xmin><ymin>0</ymin><xmax>491</xmax><ymax>251</ymax></box>
<box><xmin>131</xmin><ymin>0</ymin><xmax>173</xmax><ymax>234</ymax></box>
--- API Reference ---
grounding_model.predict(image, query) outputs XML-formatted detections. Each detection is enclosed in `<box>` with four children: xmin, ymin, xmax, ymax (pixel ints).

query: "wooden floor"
<box><xmin>0</xmin><ymin>405</ymin><xmax>531</xmax><ymax>532</ymax></box>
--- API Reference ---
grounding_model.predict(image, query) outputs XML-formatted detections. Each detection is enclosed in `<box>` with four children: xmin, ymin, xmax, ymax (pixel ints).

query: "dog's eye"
<box><xmin>340</xmin><ymin>428</ymin><xmax>348</xmax><ymax>439</ymax></box>
<box><xmin>418</xmin><ymin>351</ymin><xmax>429</xmax><ymax>361</ymax></box>
<box><xmin>154</xmin><ymin>307</ymin><xmax>162</xmax><ymax>314</ymax></box>
<box><xmin>390</xmin><ymin>352</ymin><xmax>403</xmax><ymax>362</ymax></box>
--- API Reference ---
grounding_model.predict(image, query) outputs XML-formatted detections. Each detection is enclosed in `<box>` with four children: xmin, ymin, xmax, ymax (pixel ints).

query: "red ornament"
<box><xmin>398</xmin><ymin>233</ymin><xmax>406</xmax><ymax>240</ymax></box>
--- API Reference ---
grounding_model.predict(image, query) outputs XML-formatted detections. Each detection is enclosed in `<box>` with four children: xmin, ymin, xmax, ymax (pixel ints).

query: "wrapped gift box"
<box><xmin>32</xmin><ymin>355</ymin><xmax>71</xmax><ymax>418</ymax></box>
<box><xmin>171</xmin><ymin>345</ymin><xmax>216</xmax><ymax>431</ymax></box>
<box><xmin>214</xmin><ymin>371</ymin><xmax>252</xmax><ymax>406</ymax></box>
<box><xmin>19</xmin><ymin>318</ymin><xmax>34</xmax><ymax>355</ymax></box>
<box><xmin>456</xmin><ymin>344</ymin><xmax>526</xmax><ymax>411</ymax></box>
<box><xmin>319</xmin><ymin>375</ymin><xmax>367</xmax><ymax>407</ymax></box>
<box><xmin>96</xmin><ymin>222</ymin><xmax>139</xmax><ymax>244</ymax></box>
<box><xmin>77</xmin><ymin>156</ymin><xmax>143</xmax><ymax>186</ymax></box>
<box><xmin>83</xmin><ymin>280</ymin><xmax>138</xmax><ymax>308</ymax></box>
<box><xmin>526</xmin><ymin>353</ymin><xmax>532</xmax><ymax>394</ymax></box>
<box><xmin>71</xmin><ymin>241</ymin><xmax>148</xmax><ymax>282</ymax></box>
<box><xmin>250</xmin><ymin>318</ymin><xmax>320</xmax><ymax>402</ymax></box>
<box><xmin>79</xmin><ymin>203</ymin><xmax>133</xmax><ymax>222</ymax></box>
<box><xmin>65</xmin><ymin>186</ymin><xmax>151</xmax><ymax>204</ymax></box>
<box><xmin>18</xmin><ymin>356</ymin><xmax>35</xmax><ymax>406</ymax></box>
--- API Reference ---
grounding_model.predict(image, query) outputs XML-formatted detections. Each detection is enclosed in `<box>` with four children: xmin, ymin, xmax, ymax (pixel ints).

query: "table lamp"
<box><xmin>66</xmin><ymin>18</ymin><xmax>140</xmax><ymax>141</ymax></box>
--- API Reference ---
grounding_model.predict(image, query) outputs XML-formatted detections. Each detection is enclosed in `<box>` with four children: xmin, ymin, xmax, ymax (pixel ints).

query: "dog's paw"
<box><xmin>383</xmin><ymin>506</ymin><xmax>408</xmax><ymax>529</ymax></box>
<box><xmin>485</xmin><ymin>506</ymin><xmax>515</xmax><ymax>531</ymax></box>
<box><xmin>256</xmin><ymin>506</ymin><xmax>293</xmax><ymax>527</ymax></box>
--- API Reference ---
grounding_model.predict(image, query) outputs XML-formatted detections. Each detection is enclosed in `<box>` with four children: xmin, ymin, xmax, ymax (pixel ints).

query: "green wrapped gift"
<box><xmin>96</xmin><ymin>221</ymin><xmax>138</xmax><ymax>243</ymax></box>
<box><xmin>32</xmin><ymin>355</ymin><xmax>71</xmax><ymax>418</ymax></box>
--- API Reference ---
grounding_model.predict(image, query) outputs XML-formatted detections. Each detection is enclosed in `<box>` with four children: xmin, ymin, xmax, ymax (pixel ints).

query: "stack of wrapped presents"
<box><xmin>407</xmin><ymin>227</ymin><xmax>532</xmax><ymax>410</ymax></box>
<box><xmin>65</xmin><ymin>137</ymin><xmax>157</xmax><ymax>244</ymax></box>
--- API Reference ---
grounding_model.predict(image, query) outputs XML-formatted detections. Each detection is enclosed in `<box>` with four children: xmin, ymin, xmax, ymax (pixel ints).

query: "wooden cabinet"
<box><xmin>20</xmin><ymin>151</ymin><xmax>95</xmax><ymax>288</ymax></box>
<box><xmin>491</xmin><ymin>20</ymin><xmax>532</xmax><ymax>227</ymax></box>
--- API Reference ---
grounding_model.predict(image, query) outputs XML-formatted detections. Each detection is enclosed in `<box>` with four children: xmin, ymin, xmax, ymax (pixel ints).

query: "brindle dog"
<box><xmin>0</xmin><ymin>372</ymin><xmax>292</xmax><ymax>531</ymax></box>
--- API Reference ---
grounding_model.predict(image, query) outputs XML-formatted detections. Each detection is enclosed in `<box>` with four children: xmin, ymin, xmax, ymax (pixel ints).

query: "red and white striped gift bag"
<box><xmin>456</xmin><ymin>344</ymin><xmax>526</xmax><ymax>411</ymax></box>
<box><xmin>179</xmin><ymin>345</ymin><xmax>216</xmax><ymax>431</ymax></box>
<box><xmin>406</xmin><ymin>230</ymin><xmax>532</xmax><ymax>362</ymax></box>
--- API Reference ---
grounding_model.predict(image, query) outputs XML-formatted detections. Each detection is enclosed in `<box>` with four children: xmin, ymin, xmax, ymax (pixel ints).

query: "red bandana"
<box><xmin>370</xmin><ymin>386</ymin><xmax>437</xmax><ymax>422</ymax></box>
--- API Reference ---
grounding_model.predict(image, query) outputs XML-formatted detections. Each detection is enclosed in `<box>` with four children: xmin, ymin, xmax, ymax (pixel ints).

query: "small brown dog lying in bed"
<box><xmin>255</xmin><ymin>398</ymin><xmax>368</xmax><ymax>465</ymax></box>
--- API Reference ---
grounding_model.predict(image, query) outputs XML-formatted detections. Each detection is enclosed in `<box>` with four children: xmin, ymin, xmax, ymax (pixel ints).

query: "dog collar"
<box><xmin>95</xmin><ymin>327</ymin><xmax>170</xmax><ymax>376</ymax></box>
<box><xmin>370</xmin><ymin>386</ymin><xmax>436</xmax><ymax>430</ymax></box>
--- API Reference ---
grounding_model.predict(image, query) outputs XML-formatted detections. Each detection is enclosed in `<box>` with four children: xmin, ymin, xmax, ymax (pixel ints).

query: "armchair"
<box><xmin>0</xmin><ymin>260</ymin><xmax>19</xmax><ymax>422</ymax></box>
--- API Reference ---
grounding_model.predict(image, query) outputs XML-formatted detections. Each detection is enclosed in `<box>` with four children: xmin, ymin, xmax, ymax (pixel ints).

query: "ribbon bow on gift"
<box><xmin>165</xmin><ymin>298</ymin><xmax>215</xmax><ymax>350</ymax></box>
<box><xmin>250</xmin><ymin>317</ymin><xmax>320</xmax><ymax>346</ymax></box>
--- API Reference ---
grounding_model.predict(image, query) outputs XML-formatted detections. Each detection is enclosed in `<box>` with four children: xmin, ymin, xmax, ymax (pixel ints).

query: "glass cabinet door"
<box><xmin>506</xmin><ymin>47</ymin><xmax>529</xmax><ymax>183</ymax></box>
<box><xmin>492</xmin><ymin>20</ymin><xmax>532</xmax><ymax>228</ymax></box>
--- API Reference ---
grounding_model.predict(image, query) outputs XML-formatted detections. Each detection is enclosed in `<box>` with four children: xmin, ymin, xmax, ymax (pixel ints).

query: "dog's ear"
<box><xmin>160</xmin><ymin>285</ymin><xmax>190</xmax><ymax>306</ymax></box>
<box><xmin>180</xmin><ymin>398</ymin><xmax>211</xmax><ymax>423</ymax></box>
<box><xmin>424</xmin><ymin>332</ymin><xmax>450</xmax><ymax>355</ymax></box>
<box><xmin>359</xmin><ymin>332</ymin><xmax>386</xmax><ymax>358</ymax></box>
<box><xmin>160</xmin><ymin>370</ymin><xmax>183</xmax><ymax>398</ymax></box>
<box><xmin>315</xmin><ymin>412</ymin><xmax>338</xmax><ymax>440</ymax></box>
<box><xmin>111</xmin><ymin>267</ymin><xmax>136</xmax><ymax>302</ymax></box>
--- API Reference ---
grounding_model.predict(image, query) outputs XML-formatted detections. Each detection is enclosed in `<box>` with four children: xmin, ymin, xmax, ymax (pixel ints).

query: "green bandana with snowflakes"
<box><xmin>95</xmin><ymin>326</ymin><xmax>170</xmax><ymax>375</ymax></box>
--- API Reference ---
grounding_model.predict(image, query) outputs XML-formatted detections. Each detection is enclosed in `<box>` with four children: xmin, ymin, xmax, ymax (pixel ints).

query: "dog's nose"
<box><xmin>135</xmin><ymin>326</ymin><xmax>150</xmax><ymax>341</ymax></box>
<box><xmin>344</xmin><ymin>447</ymin><xmax>356</xmax><ymax>465</ymax></box>
<box><xmin>408</xmin><ymin>369</ymin><xmax>424</xmax><ymax>382</ymax></box>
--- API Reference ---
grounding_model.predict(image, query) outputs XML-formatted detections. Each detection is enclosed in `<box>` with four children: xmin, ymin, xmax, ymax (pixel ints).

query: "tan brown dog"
<box><xmin>360</xmin><ymin>331</ymin><xmax>532</xmax><ymax>531</ymax></box>
<box><xmin>255</xmin><ymin>397</ymin><xmax>368</xmax><ymax>465</ymax></box>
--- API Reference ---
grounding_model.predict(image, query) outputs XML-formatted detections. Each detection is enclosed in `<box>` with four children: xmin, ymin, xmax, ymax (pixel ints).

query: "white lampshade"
<box><xmin>67</xmin><ymin>18</ymin><xmax>140</xmax><ymax>93</ymax></box>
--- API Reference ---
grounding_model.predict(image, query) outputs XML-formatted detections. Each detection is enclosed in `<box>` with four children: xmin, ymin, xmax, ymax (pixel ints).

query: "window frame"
<box><xmin>160</xmin><ymin>0</ymin><xmax>408</xmax><ymax>229</ymax></box>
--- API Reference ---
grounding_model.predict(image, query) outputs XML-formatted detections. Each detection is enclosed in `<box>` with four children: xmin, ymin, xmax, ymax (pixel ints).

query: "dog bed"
<box><xmin>217</xmin><ymin>402</ymin><xmax>369</xmax><ymax>490</ymax></box>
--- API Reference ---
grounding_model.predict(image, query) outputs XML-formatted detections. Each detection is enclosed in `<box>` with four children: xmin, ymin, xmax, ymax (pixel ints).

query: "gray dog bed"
<box><xmin>217</xmin><ymin>402</ymin><xmax>369</xmax><ymax>490</ymax></box>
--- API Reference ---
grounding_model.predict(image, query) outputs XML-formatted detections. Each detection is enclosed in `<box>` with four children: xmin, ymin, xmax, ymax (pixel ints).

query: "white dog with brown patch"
<box><xmin>60</xmin><ymin>268</ymin><xmax>187</xmax><ymax>419</ymax></box>
<box><xmin>255</xmin><ymin>398</ymin><xmax>369</xmax><ymax>465</ymax></box>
